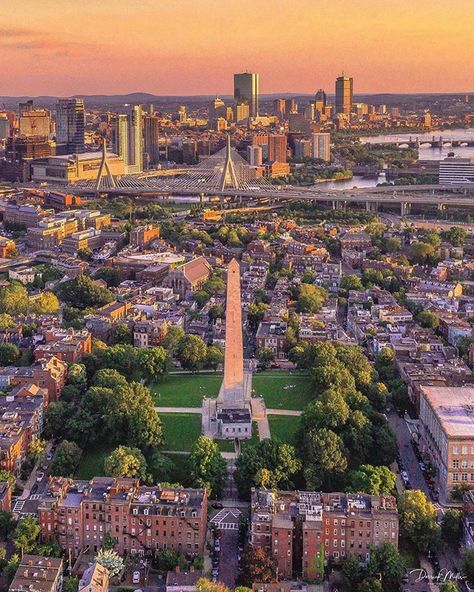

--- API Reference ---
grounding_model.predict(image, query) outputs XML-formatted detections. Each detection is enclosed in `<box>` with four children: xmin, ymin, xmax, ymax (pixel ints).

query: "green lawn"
<box><xmin>252</xmin><ymin>373</ymin><xmax>313</xmax><ymax>410</ymax></box>
<box><xmin>268</xmin><ymin>415</ymin><xmax>300</xmax><ymax>446</ymax></box>
<box><xmin>151</xmin><ymin>373</ymin><xmax>222</xmax><ymax>407</ymax></box>
<box><xmin>216</xmin><ymin>440</ymin><xmax>236</xmax><ymax>453</ymax></box>
<box><xmin>241</xmin><ymin>422</ymin><xmax>260</xmax><ymax>449</ymax></box>
<box><xmin>76</xmin><ymin>444</ymin><xmax>114</xmax><ymax>480</ymax></box>
<box><xmin>159</xmin><ymin>412</ymin><xmax>202</xmax><ymax>451</ymax></box>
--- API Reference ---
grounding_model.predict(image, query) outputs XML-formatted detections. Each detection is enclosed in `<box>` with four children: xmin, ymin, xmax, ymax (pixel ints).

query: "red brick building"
<box><xmin>38</xmin><ymin>477</ymin><xmax>208</xmax><ymax>558</ymax></box>
<box><xmin>251</xmin><ymin>489</ymin><xmax>399</xmax><ymax>581</ymax></box>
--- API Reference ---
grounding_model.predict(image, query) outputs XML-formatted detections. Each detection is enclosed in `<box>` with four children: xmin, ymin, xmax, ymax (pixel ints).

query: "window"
<box><xmin>462</xmin><ymin>473</ymin><xmax>468</xmax><ymax>481</ymax></box>
<box><xmin>453</xmin><ymin>460</ymin><xmax>460</xmax><ymax>469</ymax></box>
<box><xmin>463</xmin><ymin>446</ymin><xmax>468</xmax><ymax>455</ymax></box>
<box><xmin>453</xmin><ymin>446</ymin><xmax>459</xmax><ymax>454</ymax></box>
<box><xmin>453</xmin><ymin>473</ymin><xmax>459</xmax><ymax>482</ymax></box>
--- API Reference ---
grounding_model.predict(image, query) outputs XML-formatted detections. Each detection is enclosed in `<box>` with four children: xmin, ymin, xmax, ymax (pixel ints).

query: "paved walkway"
<box><xmin>155</xmin><ymin>406</ymin><xmax>202</xmax><ymax>414</ymax></box>
<box><xmin>267</xmin><ymin>408</ymin><xmax>302</xmax><ymax>416</ymax></box>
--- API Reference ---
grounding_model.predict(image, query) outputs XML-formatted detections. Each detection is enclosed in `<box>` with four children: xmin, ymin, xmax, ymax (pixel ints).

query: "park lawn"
<box><xmin>216</xmin><ymin>440</ymin><xmax>235</xmax><ymax>453</ymax></box>
<box><xmin>159</xmin><ymin>412</ymin><xmax>202</xmax><ymax>452</ymax></box>
<box><xmin>268</xmin><ymin>415</ymin><xmax>300</xmax><ymax>446</ymax></box>
<box><xmin>252</xmin><ymin>373</ymin><xmax>313</xmax><ymax>411</ymax></box>
<box><xmin>151</xmin><ymin>373</ymin><xmax>222</xmax><ymax>407</ymax></box>
<box><xmin>76</xmin><ymin>443</ymin><xmax>114</xmax><ymax>480</ymax></box>
<box><xmin>399</xmin><ymin>537</ymin><xmax>420</xmax><ymax>568</ymax></box>
<box><xmin>164</xmin><ymin>453</ymin><xmax>191</xmax><ymax>486</ymax></box>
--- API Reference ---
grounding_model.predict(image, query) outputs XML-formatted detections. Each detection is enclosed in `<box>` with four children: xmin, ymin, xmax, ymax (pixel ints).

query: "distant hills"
<box><xmin>0</xmin><ymin>91</ymin><xmax>472</xmax><ymax>108</ymax></box>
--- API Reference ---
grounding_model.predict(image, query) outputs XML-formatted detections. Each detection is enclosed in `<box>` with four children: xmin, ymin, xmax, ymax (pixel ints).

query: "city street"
<box><xmin>210</xmin><ymin>508</ymin><xmax>242</xmax><ymax>588</ymax></box>
<box><xmin>388</xmin><ymin>411</ymin><xmax>430</xmax><ymax>497</ymax></box>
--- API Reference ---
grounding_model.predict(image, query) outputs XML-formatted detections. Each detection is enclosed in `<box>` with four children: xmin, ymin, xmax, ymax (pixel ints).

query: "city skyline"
<box><xmin>2</xmin><ymin>0</ymin><xmax>474</xmax><ymax>96</ymax></box>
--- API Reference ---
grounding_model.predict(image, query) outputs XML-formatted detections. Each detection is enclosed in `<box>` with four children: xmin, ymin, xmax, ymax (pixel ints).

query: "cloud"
<box><xmin>0</xmin><ymin>26</ymin><xmax>94</xmax><ymax>57</ymax></box>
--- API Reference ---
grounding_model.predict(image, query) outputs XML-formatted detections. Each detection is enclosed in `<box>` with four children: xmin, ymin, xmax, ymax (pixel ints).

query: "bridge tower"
<box><xmin>218</xmin><ymin>134</ymin><xmax>239</xmax><ymax>191</ymax></box>
<box><xmin>94</xmin><ymin>136</ymin><xmax>117</xmax><ymax>193</ymax></box>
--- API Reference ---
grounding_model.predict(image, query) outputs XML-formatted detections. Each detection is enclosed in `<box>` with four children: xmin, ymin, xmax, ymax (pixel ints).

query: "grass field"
<box><xmin>76</xmin><ymin>444</ymin><xmax>114</xmax><ymax>480</ymax></box>
<box><xmin>151</xmin><ymin>373</ymin><xmax>222</xmax><ymax>407</ymax></box>
<box><xmin>216</xmin><ymin>440</ymin><xmax>236</xmax><ymax>452</ymax></box>
<box><xmin>159</xmin><ymin>412</ymin><xmax>202</xmax><ymax>451</ymax></box>
<box><xmin>268</xmin><ymin>415</ymin><xmax>300</xmax><ymax>446</ymax></box>
<box><xmin>252</xmin><ymin>373</ymin><xmax>313</xmax><ymax>410</ymax></box>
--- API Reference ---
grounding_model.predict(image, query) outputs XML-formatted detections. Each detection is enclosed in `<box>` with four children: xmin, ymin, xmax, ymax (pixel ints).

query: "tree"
<box><xmin>104</xmin><ymin>446</ymin><xmax>148</xmax><ymax>481</ymax></box>
<box><xmin>0</xmin><ymin>283</ymin><xmax>29</xmax><ymax>315</ymax></box>
<box><xmin>0</xmin><ymin>511</ymin><xmax>14</xmax><ymax>539</ymax></box>
<box><xmin>0</xmin><ymin>343</ymin><xmax>20</xmax><ymax>366</ymax></box>
<box><xmin>0</xmin><ymin>314</ymin><xmax>15</xmax><ymax>330</ymax></box>
<box><xmin>156</xmin><ymin>548</ymin><xmax>187</xmax><ymax>572</ymax></box>
<box><xmin>247</xmin><ymin>302</ymin><xmax>268</xmax><ymax>330</ymax></box>
<box><xmin>176</xmin><ymin>334</ymin><xmax>208</xmax><ymax>372</ymax></box>
<box><xmin>3</xmin><ymin>554</ymin><xmax>19</xmax><ymax>583</ymax></box>
<box><xmin>148</xmin><ymin>452</ymin><xmax>175</xmax><ymax>483</ymax></box>
<box><xmin>44</xmin><ymin>401</ymin><xmax>70</xmax><ymax>439</ymax></box>
<box><xmin>50</xmin><ymin>440</ymin><xmax>82</xmax><ymax>477</ymax></box>
<box><xmin>296</xmin><ymin>284</ymin><xmax>327</xmax><ymax>313</ymax></box>
<box><xmin>189</xmin><ymin>437</ymin><xmax>226</xmax><ymax>499</ymax></box>
<box><xmin>13</xmin><ymin>515</ymin><xmax>41</xmax><ymax>554</ymax></box>
<box><xmin>441</xmin><ymin>226</ymin><xmax>467</xmax><ymax>247</ymax></box>
<box><xmin>439</xmin><ymin>582</ymin><xmax>460</xmax><ymax>592</ymax></box>
<box><xmin>208</xmin><ymin>304</ymin><xmax>224</xmax><ymax>322</ymax></box>
<box><xmin>348</xmin><ymin>465</ymin><xmax>396</xmax><ymax>495</ymax></box>
<box><xmin>398</xmin><ymin>490</ymin><xmax>441</xmax><ymax>553</ymax></box>
<box><xmin>341</xmin><ymin>553</ymin><xmax>363</xmax><ymax>591</ymax></box>
<box><xmin>196</xmin><ymin>578</ymin><xmax>230</xmax><ymax>592</ymax></box>
<box><xmin>137</xmin><ymin>347</ymin><xmax>169</xmax><ymax>382</ymax></box>
<box><xmin>416</xmin><ymin>310</ymin><xmax>440</xmax><ymax>330</ymax></box>
<box><xmin>162</xmin><ymin>325</ymin><xmax>185</xmax><ymax>354</ymax></box>
<box><xmin>359</xmin><ymin>579</ymin><xmax>383</xmax><ymax>592</ymax></box>
<box><xmin>55</xmin><ymin>275</ymin><xmax>114</xmax><ymax>309</ymax></box>
<box><xmin>205</xmin><ymin>345</ymin><xmax>224</xmax><ymax>371</ymax></box>
<box><xmin>367</xmin><ymin>543</ymin><xmax>406</xmax><ymax>592</ymax></box>
<box><xmin>28</xmin><ymin>438</ymin><xmax>46</xmax><ymax>464</ymax></box>
<box><xmin>463</xmin><ymin>548</ymin><xmax>474</xmax><ymax>588</ymax></box>
<box><xmin>34</xmin><ymin>291</ymin><xmax>60</xmax><ymax>314</ymax></box>
<box><xmin>102</xmin><ymin>533</ymin><xmax>118</xmax><ymax>551</ymax></box>
<box><xmin>409</xmin><ymin>241</ymin><xmax>436</xmax><ymax>264</ymax></box>
<box><xmin>234</xmin><ymin>440</ymin><xmax>301</xmax><ymax>500</ymax></box>
<box><xmin>340</xmin><ymin>274</ymin><xmax>363</xmax><ymax>294</ymax></box>
<box><xmin>95</xmin><ymin>267</ymin><xmax>122</xmax><ymax>287</ymax></box>
<box><xmin>111</xmin><ymin>324</ymin><xmax>133</xmax><ymax>345</ymax></box>
<box><xmin>239</xmin><ymin>547</ymin><xmax>276</xmax><ymax>586</ymax></box>
<box><xmin>301</xmin><ymin>428</ymin><xmax>347</xmax><ymax>490</ymax></box>
<box><xmin>256</xmin><ymin>347</ymin><xmax>275</xmax><ymax>369</ymax></box>
<box><xmin>63</xmin><ymin>577</ymin><xmax>79</xmax><ymax>592</ymax></box>
<box><xmin>95</xmin><ymin>549</ymin><xmax>124</xmax><ymax>577</ymax></box>
<box><xmin>441</xmin><ymin>509</ymin><xmax>463</xmax><ymax>549</ymax></box>
<box><xmin>35</xmin><ymin>540</ymin><xmax>63</xmax><ymax>557</ymax></box>
<box><xmin>0</xmin><ymin>470</ymin><xmax>16</xmax><ymax>488</ymax></box>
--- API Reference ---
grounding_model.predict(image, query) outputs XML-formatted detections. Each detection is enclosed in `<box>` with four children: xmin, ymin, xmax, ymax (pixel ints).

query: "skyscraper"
<box><xmin>335</xmin><ymin>75</ymin><xmax>353</xmax><ymax>115</ymax></box>
<box><xmin>143</xmin><ymin>114</ymin><xmax>160</xmax><ymax>167</ymax></box>
<box><xmin>234</xmin><ymin>72</ymin><xmax>259</xmax><ymax>118</ymax></box>
<box><xmin>127</xmin><ymin>105</ymin><xmax>143</xmax><ymax>173</ymax></box>
<box><xmin>110</xmin><ymin>114</ymin><xmax>129</xmax><ymax>166</ymax></box>
<box><xmin>268</xmin><ymin>134</ymin><xmax>287</xmax><ymax>163</ymax></box>
<box><xmin>314</xmin><ymin>89</ymin><xmax>327</xmax><ymax>113</ymax></box>
<box><xmin>55</xmin><ymin>98</ymin><xmax>85</xmax><ymax>153</ymax></box>
<box><xmin>311</xmin><ymin>133</ymin><xmax>331</xmax><ymax>162</ymax></box>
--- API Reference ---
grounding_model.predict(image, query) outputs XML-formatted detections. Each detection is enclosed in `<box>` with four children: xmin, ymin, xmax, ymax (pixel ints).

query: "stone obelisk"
<box><xmin>220</xmin><ymin>258</ymin><xmax>245</xmax><ymax>403</ymax></box>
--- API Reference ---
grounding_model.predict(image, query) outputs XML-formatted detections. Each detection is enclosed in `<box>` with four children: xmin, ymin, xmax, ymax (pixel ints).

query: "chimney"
<box><xmin>174</xmin><ymin>566</ymin><xmax>180</xmax><ymax>573</ymax></box>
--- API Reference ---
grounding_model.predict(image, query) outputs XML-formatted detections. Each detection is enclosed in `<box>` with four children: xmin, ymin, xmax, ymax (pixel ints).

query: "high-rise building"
<box><xmin>209</xmin><ymin>97</ymin><xmax>226</xmax><ymax>129</ymax></box>
<box><xmin>19</xmin><ymin>109</ymin><xmax>51</xmax><ymax>138</ymax></box>
<box><xmin>285</xmin><ymin>99</ymin><xmax>298</xmax><ymax>115</ymax></box>
<box><xmin>234</xmin><ymin>102</ymin><xmax>250</xmax><ymax>124</ymax></box>
<box><xmin>304</xmin><ymin>103</ymin><xmax>315</xmax><ymax>121</ymax></box>
<box><xmin>143</xmin><ymin>114</ymin><xmax>160</xmax><ymax>167</ymax></box>
<box><xmin>314</xmin><ymin>89</ymin><xmax>327</xmax><ymax>113</ymax></box>
<box><xmin>439</xmin><ymin>156</ymin><xmax>474</xmax><ymax>184</ymax></box>
<box><xmin>55</xmin><ymin>98</ymin><xmax>85</xmax><ymax>153</ymax></box>
<box><xmin>110</xmin><ymin>114</ymin><xmax>129</xmax><ymax>166</ymax></box>
<box><xmin>178</xmin><ymin>105</ymin><xmax>187</xmax><ymax>123</ymax></box>
<box><xmin>127</xmin><ymin>105</ymin><xmax>143</xmax><ymax>173</ymax></box>
<box><xmin>273</xmin><ymin>98</ymin><xmax>286</xmax><ymax>119</ymax></box>
<box><xmin>311</xmin><ymin>132</ymin><xmax>331</xmax><ymax>162</ymax></box>
<box><xmin>335</xmin><ymin>75</ymin><xmax>353</xmax><ymax>115</ymax></box>
<box><xmin>246</xmin><ymin>145</ymin><xmax>263</xmax><ymax>166</ymax></box>
<box><xmin>294</xmin><ymin>138</ymin><xmax>311</xmax><ymax>159</ymax></box>
<box><xmin>268</xmin><ymin>134</ymin><xmax>287</xmax><ymax>163</ymax></box>
<box><xmin>234</xmin><ymin>72</ymin><xmax>259</xmax><ymax>118</ymax></box>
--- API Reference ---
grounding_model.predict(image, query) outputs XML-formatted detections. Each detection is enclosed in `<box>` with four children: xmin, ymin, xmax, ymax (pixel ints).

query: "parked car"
<box><xmin>36</xmin><ymin>472</ymin><xmax>44</xmax><ymax>482</ymax></box>
<box><xmin>132</xmin><ymin>572</ymin><xmax>140</xmax><ymax>584</ymax></box>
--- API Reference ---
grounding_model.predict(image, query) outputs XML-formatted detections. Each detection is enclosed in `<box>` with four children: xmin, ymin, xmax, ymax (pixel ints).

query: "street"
<box><xmin>210</xmin><ymin>507</ymin><xmax>242</xmax><ymax>588</ymax></box>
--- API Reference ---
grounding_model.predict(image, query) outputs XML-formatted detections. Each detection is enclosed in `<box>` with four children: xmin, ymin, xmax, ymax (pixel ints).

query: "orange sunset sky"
<box><xmin>2</xmin><ymin>0</ymin><xmax>474</xmax><ymax>96</ymax></box>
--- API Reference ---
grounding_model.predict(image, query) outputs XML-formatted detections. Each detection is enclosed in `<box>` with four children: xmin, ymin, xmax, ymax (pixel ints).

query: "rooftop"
<box><xmin>421</xmin><ymin>386</ymin><xmax>474</xmax><ymax>438</ymax></box>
